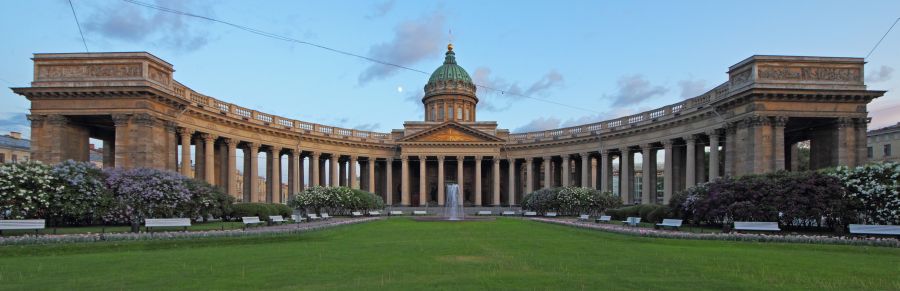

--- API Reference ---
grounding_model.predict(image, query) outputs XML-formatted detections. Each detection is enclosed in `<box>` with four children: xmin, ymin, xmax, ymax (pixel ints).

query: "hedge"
<box><xmin>231</xmin><ymin>203</ymin><xmax>292</xmax><ymax>221</ymax></box>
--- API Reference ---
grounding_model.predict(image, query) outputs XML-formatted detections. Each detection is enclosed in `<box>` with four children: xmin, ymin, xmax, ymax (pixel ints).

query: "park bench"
<box><xmin>307</xmin><ymin>213</ymin><xmax>322</xmax><ymax>221</ymax></box>
<box><xmin>655</xmin><ymin>219</ymin><xmax>683</xmax><ymax>230</ymax></box>
<box><xmin>849</xmin><ymin>224</ymin><xmax>900</xmax><ymax>236</ymax></box>
<box><xmin>351</xmin><ymin>212</ymin><xmax>363</xmax><ymax>217</ymax></box>
<box><xmin>733</xmin><ymin>221</ymin><xmax>780</xmax><ymax>232</ymax></box>
<box><xmin>0</xmin><ymin>219</ymin><xmax>45</xmax><ymax>235</ymax></box>
<box><xmin>523</xmin><ymin>211</ymin><xmax>537</xmax><ymax>217</ymax></box>
<box><xmin>578</xmin><ymin>214</ymin><xmax>590</xmax><ymax>221</ymax></box>
<box><xmin>389</xmin><ymin>210</ymin><xmax>403</xmax><ymax>216</ymax></box>
<box><xmin>241</xmin><ymin>217</ymin><xmax>264</xmax><ymax>229</ymax></box>
<box><xmin>413</xmin><ymin>211</ymin><xmax>428</xmax><ymax>216</ymax></box>
<box><xmin>321</xmin><ymin>213</ymin><xmax>332</xmax><ymax>219</ymax></box>
<box><xmin>595</xmin><ymin>216</ymin><xmax>611</xmax><ymax>223</ymax></box>
<box><xmin>145</xmin><ymin>218</ymin><xmax>191</xmax><ymax>232</ymax></box>
<box><xmin>269</xmin><ymin>216</ymin><xmax>287</xmax><ymax>225</ymax></box>
<box><xmin>290</xmin><ymin>215</ymin><xmax>306</xmax><ymax>223</ymax></box>
<box><xmin>501</xmin><ymin>211</ymin><xmax>516</xmax><ymax>216</ymax></box>
<box><xmin>368</xmin><ymin>211</ymin><xmax>382</xmax><ymax>216</ymax></box>
<box><xmin>477</xmin><ymin>211</ymin><xmax>492</xmax><ymax>216</ymax></box>
<box><xmin>622</xmin><ymin>217</ymin><xmax>641</xmax><ymax>227</ymax></box>
<box><xmin>545</xmin><ymin>212</ymin><xmax>558</xmax><ymax>217</ymax></box>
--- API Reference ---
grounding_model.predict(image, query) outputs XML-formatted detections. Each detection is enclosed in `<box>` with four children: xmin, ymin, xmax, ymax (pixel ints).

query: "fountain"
<box><xmin>443</xmin><ymin>183</ymin><xmax>464</xmax><ymax>220</ymax></box>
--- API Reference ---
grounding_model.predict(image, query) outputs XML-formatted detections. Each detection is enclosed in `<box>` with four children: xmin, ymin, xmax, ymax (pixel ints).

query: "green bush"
<box><xmin>646</xmin><ymin>205</ymin><xmax>669</xmax><ymax>223</ymax></box>
<box><xmin>288</xmin><ymin>186</ymin><xmax>383</xmax><ymax>215</ymax></box>
<box><xmin>606</xmin><ymin>205</ymin><xmax>642</xmax><ymax>220</ymax></box>
<box><xmin>522</xmin><ymin>187</ymin><xmax>620</xmax><ymax>215</ymax></box>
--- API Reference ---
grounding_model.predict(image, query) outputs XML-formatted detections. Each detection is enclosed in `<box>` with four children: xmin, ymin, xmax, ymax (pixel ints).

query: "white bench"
<box><xmin>321</xmin><ymin>213</ymin><xmax>332</xmax><ymax>219</ymax></box>
<box><xmin>351</xmin><ymin>211</ymin><xmax>363</xmax><ymax>217</ymax></box>
<box><xmin>368</xmin><ymin>211</ymin><xmax>382</xmax><ymax>216</ymax></box>
<box><xmin>849</xmin><ymin>224</ymin><xmax>900</xmax><ymax>236</ymax></box>
<box><xmin>622</xmin><ymin>217</ymin><xmax>641</xmax><ymax>227</ymax></box>
<box><xmin>290</xmin><ymin>215</ymin><xmax>306</xmax><ymax>223</ymax></box>
<box><xmin>477</xmin><ymin>211</ymin><xmax>492</xmax><ymax>216</ymax></box>
<box><xmin>0</xmin><ymin>219</ymin><xmax>46</xmax><ymax>235</ymax></box>
<box><xmin>501</xmin><ymin>211</ymin><xmax>516</xmax><ymax>216</ymax></box>
<box><xmin>389</xmin><ymin>210</ymin><xmax>403</xmax><ymax>216</ymax></box>
<box><xmin>307</xmin><ymin>213</ymin><xmax>322</xmax><ymax>221</ymax></box>
<box><xmin>242</xmin><ymin>216</ymin><xmax>264</xmax><ymax>229</ymax></box>
<box><xmin>578</xmin><ymin>214</ymin><xmax>590</xmax><ymax>221</ymax></box>
<box><xmin>655</xmin><ymin>219</ymin><xmax>683</xmax><ymax>230</ymax></box>
<box><xmin>545</xmin><ymin>212</ymin><xmax>558</xmax><ymax>217</ymax></box>
<box><xmin>145</xmin><ymin>218</ymin><xmax>191</xmax><ymax>232</ymax></box>
<box><xmin>734</xmin><ymin>221</ymin><xmax>780</xmax><ymax>232</ymax></box>
<box><xmin>413</xmin><ymin>211</ymin><xmax>427</xmax><ymax>216</ymax></box>
<box><xmin>523</xmin><ymin>211</ymin><xmax>537</xmax><ymax>217</ymax></box>
<box><xmin>269</xmin><ymin>216</ymin><xmax>287</xmax><ymax>224</ymax></box>
<box><xmin>595</xmin><ymin>215</ymin><xmax>611</xmax><ymax>223</ymax></box>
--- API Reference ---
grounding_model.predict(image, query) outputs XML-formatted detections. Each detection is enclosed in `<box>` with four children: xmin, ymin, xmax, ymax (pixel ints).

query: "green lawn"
<box><xmin>0</xmin><ymin>221</ymin><xmax>245</xmax><ymax>236</ymax></box>
<box><xmin>0</xmin><ymin>218</ymin><xmax>897</xmax><ymax>290</ymax></box>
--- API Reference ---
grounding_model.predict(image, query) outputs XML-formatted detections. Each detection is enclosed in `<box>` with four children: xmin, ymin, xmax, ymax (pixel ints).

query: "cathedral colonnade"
<box><xmin>14</xmin><ymin>52</ymin><xmax>883</xmax><ymax>206</ymax></box>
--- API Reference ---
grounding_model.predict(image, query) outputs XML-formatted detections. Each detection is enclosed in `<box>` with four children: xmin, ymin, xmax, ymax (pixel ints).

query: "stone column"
<box><xmin>268</xmin><ymin>147</ymin><xmax>282</xmax><ymax>203</ymax></box>
<box><xmin>724</xmin><ymin>123</ymin><xmax>737</xmax><ymax>177</ymax></box>
<box><xmin>620</xmin><ymin>148</ymin><xmax>632</xmax><ymax>204</ymax></box>
<box><xmin>309</xmin><ymin>152</ymin><xmax>319</xmax><ymax>187</ymax></box>
<box><xmin>543</xmin><ymin>156</ymin><xmax>552</xmax><ymax>189</ymax></box>
<box><xmin>289</xmin><ymin>150</ymin><xmax>301</xmax><ymax>197</ymax></box>
<box><xmin>401</xmin><ymin>156</ymin><xmax>410</xmax><ymax>205</ymax></box>
<box><xmin>457</xmin><ymin>156</ymin><xmax>465</xmax><ymax>203</ymax></box>
<box><xmin>685</xmin><ymin>135</ymin><xmax>696</xmax><ymax>188</ymax></box>
<box><xmin>224</xmin><ymin>138</ymin><xmax>238</xmax><ymax>199</ymax></box>
<box><xmin>419</xmin><ymin>157</ymin><xmax>427</xmax><ymax>206</ymax></box>
<box><xmin>600</xmin><ymin>151</ymin><xmax>610</xmax><ymax>193</ymax></box>
<box><xmin>202</xmin><ymin>134</ymin><xmax>216</xmax><ymax>184</ymax></box>
<box><xmin>581</xmin><ymin>153</ymin><xmax>590</xmax><ymax>188</ymax></box>
<box><xmin>338</xmin><ymin>159</ymin><xmax>347</xmax><ymax>187</ymax></box>
<box><xmin>508</xmin><ymin>159</ymin><xmax>516</xmax><ymax>205</ymax></box>
<box><xmin>350</xmin><ymin>155</ymin><xmax>359</xmax><ymax>190</ymax></box>
<box><xmin>708</xmin><ymin>130</ymin><xmax>720</xmax><ymax>180</ymax></box>
<box><xmin>492</xmin><ymin>158</ymin><xmax>501</xmax><ymax>206</ymax></box>
<box><xmin>561</xmin><ymin>155</ymin><xmax>570</xmax><ymax>187</ymax></box>
<box><xmin>247</xmin><ymin>143</ymin><xmax>260</xmax><ymax>203</ymax></box>
<box><xmin>855</xmin><ymin>118</ymin><xmax>869</xmax><ymax>166</ymax></box>
<box><xmin>367</xmin><ymin>158</ymin><xmax>376</xmax><ymax>193</ymax></box>
<box><xmin>474</xmin><ymin>156</ymin><xmax>483</xmax><ymax>206</ymax></box>
<box><xmin>178</xmin><ymin>127</ymin><xmax>193</xmax><ymax>177</ymax></box>
<box><xmin>438</xmin><ymin>156</ymin><xmax>445</xmax><ymax>205</ymax></box>
<box><xmin>662</xmin><ymin>140</ymin><xmax>674</xmax><ymax>204</ymax></box>
<box><xmin>330</xmin><ymin>155</ymin><xmax>340</xmax><ymax>187</ymax></box>
<box><xmin>641</xmin><ymin>144</ymin><xmax>653</xmax><ymax>204</ymax></box>
<box><xmin>164</xmin><ymin>122</ymin><xmax>178</xmax><ymax>171</ymax></box>
<box><xmin>194</xmin><ymin>135</ymin><xmax>206</xmax><ymax>180</ymax></box>
<box><xmin>525</xmin><ymin>158</ymin><xmax>534</xmax><ymax>194</ymax></box>
<box><xmin>110</xmin><ymin>114</ymin><xmax>131</xmax><ymax>169</ymax></box>
<box><xmin>386</xmin><ymin>158</ymin><xmax>394</xmax><ymax>205</ymax></box>
<box><xmin>773</xmin><ymin>116</ymin><xmax>787</xmax><ymax>171</ymax></box>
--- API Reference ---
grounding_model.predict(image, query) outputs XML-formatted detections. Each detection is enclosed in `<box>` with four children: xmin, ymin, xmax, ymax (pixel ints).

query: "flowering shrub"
<box><xmin>183</xmin><ymin>179</ymin><xmax>234</xmax><ymax>222</ymax></box>
<box><xmin>47</xmin><ymin>161</ymin><xmax>111</xmax><ymax>225</ymax></box>
<box><xmin>288</xmin><ymin>186</ymin><xmax>384</xmax><ymax>215</ymax></box>
<box><xmin>829</xmin><ymin>162</ymin><xmax>900</xmax><ymax>225</ymax></box>
<box><xmin>522</xmin><ymin>187</ymin><xmax>620</xmax><ymax>215</ymax></box>
<box><xmin>0</xmin><ymin>162</ymin><xmax>56</xmax><ymax>219</ymax></box>
<box><xmin>102</xmin><ymin>167</ymin><xmax>192</xmax><ymax>225</ymax></box>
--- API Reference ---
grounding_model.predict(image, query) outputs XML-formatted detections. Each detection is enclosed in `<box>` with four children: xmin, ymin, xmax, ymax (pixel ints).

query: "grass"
<box><xmin>0</xmin><ymin>221</ymin><xmax>246</xmax><ymax>236</ymax></box>
<box><xmin>0</xmin><ymin>218</ymin><xmax>897</xmax><ymax>290</ymax></box>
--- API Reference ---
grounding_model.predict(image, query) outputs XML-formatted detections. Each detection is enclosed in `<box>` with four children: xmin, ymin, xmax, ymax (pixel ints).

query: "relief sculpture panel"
<box><xmin>757</xmin><ymin>66</ymin><xmax>861</xmax><ymax>83</ymax></box>
<box><xmin>37</xmin><ymin>64</ymin><xmax>142</xmax><ymax>80</ymax></box>
<box><xmin>417</xmin><ymin>128</ymin><xmax>482</xmax><ymax>142</ymax></box>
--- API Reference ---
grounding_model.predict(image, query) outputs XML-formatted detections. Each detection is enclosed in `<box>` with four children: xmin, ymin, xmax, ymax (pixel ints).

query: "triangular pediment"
<box><xmin>400</xmin><ymin>122</ymin><xmax>504</xmax><ymax>143</ymax></box>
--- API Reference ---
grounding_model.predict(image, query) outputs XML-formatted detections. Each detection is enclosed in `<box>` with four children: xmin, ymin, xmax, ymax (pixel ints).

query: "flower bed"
<box><xmin>0</xmin><ymin>217</ymin><xmax>381</xmax><ymax>246</ymax></box>
<box><xmin>532</xmin><ymin>218</ymin><xmax>900</xmax><ymax>248</ymax></box>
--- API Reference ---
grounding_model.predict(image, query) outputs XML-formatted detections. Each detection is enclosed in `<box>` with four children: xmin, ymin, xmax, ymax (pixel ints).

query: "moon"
<box><xmin>397</xmin><ymin>86</ymin><xmax>403</xmax><ymax>93</ymax></box>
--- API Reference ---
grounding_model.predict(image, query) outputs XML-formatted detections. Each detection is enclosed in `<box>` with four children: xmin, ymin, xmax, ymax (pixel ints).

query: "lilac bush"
<box><xmin>103</xmin><ymin>167</ymin><xmax>192</xmax><ymax>225</ymax></box>
<box><xmin>0</xmin><ymin>161</ymin><xmax>56</xmax><ymax>219</ymax></box>
<box><xmin>523</xmin><ymin>187</ymin><xmax>620</xmax><ymax>215</ymax></box>
<box><xmin>48</xmin><ymin>160</ymin><xmax>111</xmax><ymax>225</ymax></box>
<box><xmin>829</xmin><ymin>162</ymin><xmax>900</xmax><ymax>225</ymax></box>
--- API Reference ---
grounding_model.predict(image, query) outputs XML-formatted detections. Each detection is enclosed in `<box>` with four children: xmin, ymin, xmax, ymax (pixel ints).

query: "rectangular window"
<box><xmin>886</xmin><ymin>144</ymin><xmax>893</xmax><ymax>157</ymax></box>
<box><xmin>464</xmin><ymin>108</ymin><xmax>469</xmax><ymax>121</ymax></box>
<box><xmin>448</xmin><ymin>106</ymin><xmax>454</xmax><ymax>120</ymax></box>
<box><xmin>868</xmin><ymin>147</ymin><xmax>874</xmax><ymax>158</ymax></box>
<box><xmin>457</xmin><ymin>105</ymin><xmax>463</xmax><ymax>119</ymax></box>
<box><xmin>437</xmin><ymin>103</ymin><xmax>444</xmax><ymax>120</ymax></box>
<box><xmin>0</xmin><ymin>153</ymin><xmax>4</xmax><ymax>163</ymax></box>
<box><xmin>11</xmin><ymin>155</ymin><xmax>17</xmax><ymax>163</ymax></box>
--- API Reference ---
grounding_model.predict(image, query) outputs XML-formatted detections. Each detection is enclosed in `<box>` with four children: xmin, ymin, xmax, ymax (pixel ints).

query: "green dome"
<box><xmin>427</xmin><ymin>45</ymin><xmax>473</xmax><ymax>85</ymax></box>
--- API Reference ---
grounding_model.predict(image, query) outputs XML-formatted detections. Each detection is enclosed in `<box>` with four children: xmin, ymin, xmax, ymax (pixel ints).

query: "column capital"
<box><xmin>456</xmin><ymin>155</ymin><xmax>465</xmax><ymax>160</ymax></box>
<box><xmin>640</xmin><ymin>143</ymin><xmax>654</xmax><ymax>151</ymax></box>
<box><xmin>599</xmin><ymin>150</ymin><xmax>609</xmax><ymax>157</ymax></box>
<box><xmin>661</xmin><ymin>139</ymin><xmax>675</xmax><ymax>148</ymax></box>
<box><xmin>222</xmin><ymin>137</ymin><xmax>238</xmax><ymax>146</ymax></box>
<box><xmin>580</xmin><ymin>152</ymin><xmax>590</xmax><ymax>158</ymax></box>
<box><xmin>401</xmin><ymin>155</ymin><xmax>410</xmax><ymax>161</ymax></box>
<box><xmin>164</xmin><ymin>121</ymin><xmax>178</xmax><ymax>132</ymax></box>
<box><xmin>244</xmin><ymin>142</ymin><xmax>260</xmax><ymax>150</ymax></box>
<box><xmin>308</xmin><ymin>151</ymin><xmax>319</xmax><ymax>158</ymax></box>
<box><xmin>542</xmin><ymin>156</ymin><xmax>553</xmax><ymax>161</ymax></box>
<box><xmin>437</xmin><ymin>155</ymin><xmax>446</xmax><ymax>161</ymax></box>
<box><xmin>475</xmin><ymin>155</ymin><xmax>483</xmax><ymax>161</ymax></box>
<box><xmin>683</xmin><ymin>134</ymin><xmax>698</xmax><ymax>142</ymax></box>
<box><xmin>561</xmin><ymin>155</ymin><xmax>570</xmax><ymax>161</ymax></box>
<box><xmin>349</xmin><ymin>155</ymin><xmax>358</xmax><ymax>161</ymax></box>
<box><xmin>200</xmin><ymin>133</ymin><xmax>217</xmax><ymax>142</ymax></box>
<box><xmin>706</xmin><ymin>128</ymin><xmax>724</xmax><ymax>137</ymax></box>
<box><xmin>269</xmin><ymin>145</ymin><xmax>283</xmax><ymax>153</ymax></box>
<box><xmin>132</xmin><ymin>113</ymin><xmax>156</xmax><ymax>126</ymax></box>
<box><xmin>493</xmin><ymin>157</ymin><xmax>501</xmax><ymax>164</ymax></box>
<box><xmin>618</xmin><ymin>147</ymin><xmax>630</xmax><ymax>153</ymax></box>
<box><xmin>176</xmin><ymin>126</ymin><xmax>194</xmax><ymax>135</ymax></box>
<box><xmin>110</xmin><ymin>114</ymin><xmax>130</xmax><ymax>126</ymax></box>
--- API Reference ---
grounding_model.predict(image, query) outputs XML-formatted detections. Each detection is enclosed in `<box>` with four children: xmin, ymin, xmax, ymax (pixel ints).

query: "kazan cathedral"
<box><xmin>13</xmin><ymin>44</ymin><xmax>883</xmax><ymax>208</ymax></box>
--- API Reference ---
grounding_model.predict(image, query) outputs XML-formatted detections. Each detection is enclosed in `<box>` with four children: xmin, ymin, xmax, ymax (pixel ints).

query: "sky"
<box><xmin>1</xmin><ymin>0</ymin><xmax>899</xmax><ymax>138</ymax></box>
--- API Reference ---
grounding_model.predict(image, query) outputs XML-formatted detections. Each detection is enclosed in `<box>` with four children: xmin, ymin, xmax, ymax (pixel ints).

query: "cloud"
<box><xmin>473</xmin><ymin>67</ymin><xmax>565</xmax><ymax>112</ymax></box>
<box><xmin>82</xmin><ymin>0</ymin><xmax>214</xmax><ymax>52</ymax></box>
<box><xmin>358</xmin><ymin>12</ymin><xmax>446</xmax><ymax>84</ymax></box>
<box><xmin>0</xmin><ymin>113</ymin><xmax>30</xmax><ymax>138</ymax></box>
<box><xmin>366</xmin><ymin>0</ymin><xmax>395</xmax><ymax>19</ymax></box>
<box><xmin>605</xmin><ymin>75</ymin><xmax>668</xmax><ymax>107</ymax></box>
<box><xmin>677</xmin><ymin>78</ymin><xmax>707</xmax><ymax>99</ymax></box>
<box><xmin>866</xmin><ymin>65</ymin><xmax>894</xmax><ymax>83</ymax></box>
<box><xmin>513</xmin><ymin>117</ymin><xmax>561</xmax><ymax>133</ymax></box>
<box><xmin>352</xmin><ymin>123</ymin><xmax>382</xmax><ymax>131</ymax></box>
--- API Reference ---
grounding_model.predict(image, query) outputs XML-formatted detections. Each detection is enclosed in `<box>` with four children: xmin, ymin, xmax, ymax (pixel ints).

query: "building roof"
<box><xmin>0</xmin><ymin>134</ymin><xmax>30</xmax><ymax>150</ymax></box>
<box><xmin>869</xmin><ymin>122</ymin><xmax>900</xmax><ymax>136</ymax></box>
<box><xmin>427</xmin><ymin>44</ymin><xmax>473</xmax><ymax>85</ymax></box>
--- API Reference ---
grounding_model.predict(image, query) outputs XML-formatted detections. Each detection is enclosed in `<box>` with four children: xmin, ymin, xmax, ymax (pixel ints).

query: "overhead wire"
<box><xmin>865</xmin><ymin>17</ymin><xmax>899</xmax><ymax>59</ymax></box>
<box><xmin>67</xmin><ymin>0</ymin><xmax>90</xmax><ymax>52</ymax></box>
